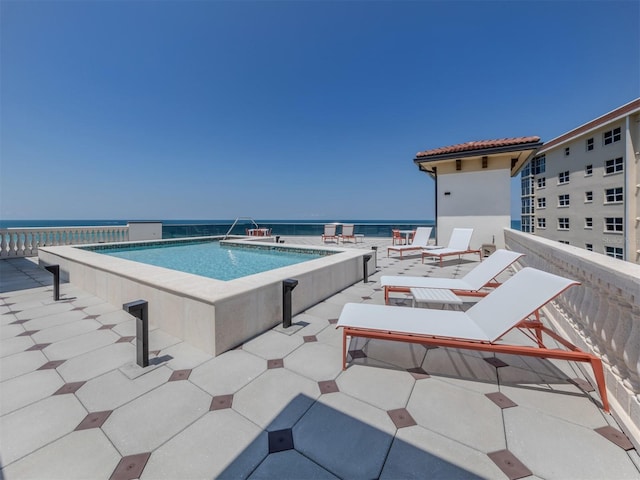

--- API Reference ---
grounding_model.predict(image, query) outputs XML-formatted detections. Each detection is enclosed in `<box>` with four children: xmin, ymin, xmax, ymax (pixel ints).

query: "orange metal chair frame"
<box><xmin>340</xmin><ymin>315</ymin><xmax>610</xmax><ymax>413</ymax></box>
<box><xmin>422</xmin><ymin>248</ymin><xmax>483</xmax><ymax>267</ymax></box>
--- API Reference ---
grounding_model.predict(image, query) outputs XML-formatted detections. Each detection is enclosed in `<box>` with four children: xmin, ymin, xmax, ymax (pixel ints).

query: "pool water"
<box><xmin>92</xmin><ymin>240</ymin><xmax>328</xmax><ymax>281</ymax></box>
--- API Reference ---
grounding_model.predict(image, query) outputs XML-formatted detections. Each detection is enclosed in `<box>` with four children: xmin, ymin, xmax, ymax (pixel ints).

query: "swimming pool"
<box><xmin>83</xmin><ymin>240</ymin><xmax>330</xmax><ymax>281</ymax></box>
<box><xmin>38</xmin><ymin>236</ymin><xmax>374</xmax><ymax>356</ymax></box>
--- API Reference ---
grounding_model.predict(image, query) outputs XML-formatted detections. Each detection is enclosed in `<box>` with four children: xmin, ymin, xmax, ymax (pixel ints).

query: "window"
<box><xmin>559</xmin><ymin>240</ymin><xmax>570</xmax><ymax>245</ymax></box>
<box><xmin>585</xmin><ymin>191</ymin><xmax>593</xmax><ymax>202</ymax></box>
<box><xmin>605</xmin><ymin>217</ymin><xmax>623</xmax><ymax>232</ymax></box>
<box><xmin>558</xmin><ymin>171</ymin><xmax>570</xmax><ymax>184</ymax></box>
<box><xmin>537</xmin><ymin>218</ymin><xmax>546</xmax><ymax>228</ymax></box>
<box><xmin>537</xmin><ymin>197</ymin><xmax>546</xmax><ymax>209</ymax></box>
<box><xmin>585</xmin><ymin>217</ymin><xmax>593</xmax><ymax>228</ymax></box>
<box><xmin>585</xmin><ymin>164</ymin><xmax>592</xmax><ymax>176</ymax></box>
<box><xmin>521</xmin><ymin>198</ymin><xmax>532</xmax><ymax>215</ymax></box>
<box><xmin>564</xmin><ymin>147</ymin><xmax>570</xmax><ymax>156</ymax></box>
<box><xmin>521</xmin><ymin>176</ymin><xmax>534</xmax><ymax>196</ymax></box>
<box><xmin>604</xmin><ymin>187</ymin><xmax>623</xmax><ymax>203</ymax></box>
<box><xmin>586</xmin><ymin>138</ymin><xmax>594</xmax><ymax>151</ymax></box>
<box><xmin>605</xmin><ymin>246</ymin><xmax>623</xmax><ymax>260</ymax></box>
<box><xmin>558</xmin><ymin>194</ymin><xmax>570</xmax><ymax>207</ymax></box>
<box><xmin>586</xmin><ymin>243</ymin><xmax>593</xmax><ymax>251</ymax></box>
<box><xmin>558</xmin><ymin>218</ymin><xmax>570</xmax><ymax>230</ymax></box>
<box><xmin>537</xmin><ymin>177</ymin><xmax>546</xmax><ymax>189</ymax></box>
<box><xmin>603</xmin><ymin>127</ymin><xmax>621</xmax><ymax>145</ymax></box>
<box><xmin>531</xmin><ymin>155</ymin><xmax>545</xmax><ymax>175</ymax></box>
<box><xmin>605</xmin><ymin>157</ymin><xmax>623</xmax><ymax>174</ymax></box>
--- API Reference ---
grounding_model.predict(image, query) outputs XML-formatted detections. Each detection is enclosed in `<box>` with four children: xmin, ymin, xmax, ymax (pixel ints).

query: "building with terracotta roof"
<box><xmin>520</xmin><ymin>99</ymin><xmax>640</xmax><ymax>263</ymax></box>
<box><xmin>414</xmin><ymin>136</ymin><xmax>542</xmax><ymax>250</ymax></box>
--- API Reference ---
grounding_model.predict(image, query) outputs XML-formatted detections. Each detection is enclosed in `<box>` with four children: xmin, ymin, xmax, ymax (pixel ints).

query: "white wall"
<box><xmin>128</xmin><ymin>222</ymin><xmax>162</xmax><ymax>241</ymax></box>
<box><xmin>437</xmin><ymin>169</ymin><xmax>510</xmax><ymax>248</ymax></box>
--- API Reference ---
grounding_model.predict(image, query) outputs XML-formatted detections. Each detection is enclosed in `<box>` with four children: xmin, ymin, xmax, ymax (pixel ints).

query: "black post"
<box><xmin>282</xmin><ymin>279</ymin><xmax>298</xmax><ymax>328</ymax></box>
<box><xmin>363</xmin><ymin>254</ymin><xmax>372</xmax><ymax>283</ymax></box>
<box><xmin>123</xmin><ymin>300</ymin><xmax>149</xmax><ymax>368</ymax></box>
<box><xmin>44</xmin><ymin>265</ymin><xmax>60</xmax><ymax>301</ymax></box>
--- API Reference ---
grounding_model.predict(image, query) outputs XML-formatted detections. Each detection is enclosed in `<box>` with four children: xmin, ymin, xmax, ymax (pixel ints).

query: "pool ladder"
<box><xmin>223</xmin><ymin>217</ymin><xmax>260</xmax><ymax>240</ymax></box>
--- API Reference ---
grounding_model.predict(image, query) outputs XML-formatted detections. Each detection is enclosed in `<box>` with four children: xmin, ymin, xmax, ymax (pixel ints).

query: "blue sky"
<box><xmin>1</xmin><ymin>0</ymin><xmax>638</xmax><ymax>221</ymax></box>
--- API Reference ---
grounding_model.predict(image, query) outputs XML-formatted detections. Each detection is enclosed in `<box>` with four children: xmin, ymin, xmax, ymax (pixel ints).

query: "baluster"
<box><xmin>600</xmin><ymin>284</ymin><xmax>621</xmax><ymax>365</ymax></box>
<box><xmin>8</xmin><ymin>232</ymin><xmax>17</xmax><ymax>256</ymax></box>
<box><xmin>622</xmin><ymin>303</ymin><xmax>640</xmax><ymax>394</ymax></box>
<box><xmin>0</xmin><ymin>231</ymin><xmax>7</xmax><ymax>257</ymax></box>
<box><xmin>592</xmin><ymin>284</ymin><xmax>610</xmax><ymax>359</ymax></box>
<box><xmin>610</xmin><ymin>296</ymin><xmax>632</xmax><ymax>382</ymax></box>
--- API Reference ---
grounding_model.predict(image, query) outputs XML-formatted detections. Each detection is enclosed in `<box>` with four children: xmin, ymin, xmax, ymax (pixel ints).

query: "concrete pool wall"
<box><xmin>38</xmin><ymin>237</ymin><xmax>375</xmax><ymax>356</ymax></box>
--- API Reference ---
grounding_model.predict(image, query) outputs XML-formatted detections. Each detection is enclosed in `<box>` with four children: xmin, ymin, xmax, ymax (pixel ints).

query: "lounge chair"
<box><xmin>421</xmin><ymin>227</ymin><xmax>481</xmax><ymax>266</ymax></box>
<box><xmin>387</xmin><ymin>227</ymin><xmax>432</xmax><ymax>259</ymax></box>
<box><xmin>336</xmin><ymin>267</ymin><xmax>609</xmax><ymax>412</ymax></box>
<box><xmin>381</xmin><ymin>249</ymin><xmax>524</xmax><ymax>303</ymax></box>
<box><xmin>322</xmin><ymin>224</ymin><xmax>338</xmax><ymax>243</ymax></box>
<box><xmin>339</xmin><ymin>224</ymin><xmax>356</xmax><ymax>243</ymax></box>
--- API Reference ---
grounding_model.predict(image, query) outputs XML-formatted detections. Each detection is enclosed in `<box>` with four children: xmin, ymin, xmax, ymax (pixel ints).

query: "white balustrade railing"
<box><xmin>0</xmin><ymin>226</ymin><xmax>130</xmax><ymax>257</ymax></box>
<box><xmin>505</xmin><ymin>228</ymin><xmax>640</xmax><ymax>445</ymax></box>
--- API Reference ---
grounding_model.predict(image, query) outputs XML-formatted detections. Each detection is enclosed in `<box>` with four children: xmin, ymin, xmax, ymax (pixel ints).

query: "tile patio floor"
<box><xmin>1</xmin><ymin>236</ymin><xmax>639</xmax><ymax>479</ymax></box>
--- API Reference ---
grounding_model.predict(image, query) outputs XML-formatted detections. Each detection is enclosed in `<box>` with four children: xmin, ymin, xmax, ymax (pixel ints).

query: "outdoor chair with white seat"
<box><xmin>421</xmin><ymin>227</ymin><xmax>481</xmax><ymax>266</ymax></box>
<box><xmin>387</xmin><ymin>226</ymin><xmax>432</xmax><ymax>259</ymax></box>
<box><xmin>321</xmin><ymin>224</ymin><xmax>338</xmax><ymax>243</ymax></box>
<box><xmin>336</xmin><ymin>267</ymin><xmax>610</xmax><ymax>413</ymax></box>
<box><xmin>381</xmin><ymin>249</ymin><xmax>524</xmax><ymax>303</ymax></box>
<box><xmin>339</xmin><ymin>224</ymin><xmax>356</xmax><ymax>243</ymax></box>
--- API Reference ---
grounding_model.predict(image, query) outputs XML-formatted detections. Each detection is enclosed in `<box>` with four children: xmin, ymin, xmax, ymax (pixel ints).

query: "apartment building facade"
<box><xmin>521</xmin><ymin>99</ymin><xmax>640</xmax><ymax>264</ymax></box>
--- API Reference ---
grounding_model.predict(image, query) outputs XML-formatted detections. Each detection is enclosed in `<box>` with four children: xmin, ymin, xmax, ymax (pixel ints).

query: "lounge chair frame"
<box><xmin>387</xmin><ymin>227</ymin><xmax>432</xmax><ymax>259</ymax></box>
<box><xmin>421</xmin><ymin>227</ymin><xmax>481</xmax><ymax>266</ymax></box>
<box><xmin>321</xmin><ymin>224</ymin><xmax>338</xmax><ymax>243</ymax></box>
<box><xmin>338</xmin><ymin>267</ymin><xmax>610</xmax><ymax>413</ymax></box>
<box><xmin>340</xmin><ymin>314</ymin><xmax>609</xmax><ymax>412</ymax></box>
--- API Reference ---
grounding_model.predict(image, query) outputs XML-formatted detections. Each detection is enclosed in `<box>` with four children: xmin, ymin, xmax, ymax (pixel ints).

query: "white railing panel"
<box><xmin>504</xmin><ymin>228</ymin><xmax>640</xmax><ymax>446</ymax></box>
<box><xmin>0</xmin><ymin>226</ymin><xmax>130</xmax><ymax>257</ymax></box>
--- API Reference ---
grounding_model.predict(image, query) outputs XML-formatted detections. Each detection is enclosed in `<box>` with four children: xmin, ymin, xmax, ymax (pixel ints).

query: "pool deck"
<box><xmin>1</xmin><ymin>236</ymin><xmax>639</xmax><ymax>479</ymax></box>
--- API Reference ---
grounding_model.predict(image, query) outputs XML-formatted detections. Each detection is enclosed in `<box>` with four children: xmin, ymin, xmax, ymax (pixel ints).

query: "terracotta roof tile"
<box><xmin>416</xmin><ymin>136</ymin><xmax>541</xmax><ymax>158</ymax></box>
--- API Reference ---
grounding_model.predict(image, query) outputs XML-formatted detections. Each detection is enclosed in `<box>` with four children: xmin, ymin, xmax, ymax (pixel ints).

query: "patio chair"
<box><xmin>421</xmin><ymin>227</ymin><xmax>481</xmax><ymax>266</ymax></box>
<box><xmin>381</xmin><ymin>249</ymin><xmax>524</xmax><ymax>303</ymax></box>
<box><xmin>337</xmin><ymin>267</ymin><xmax>609</xmax><ymax>412</ymax></box>
<box><xmin>387</xmin><ymin>227</ymin><xmax>432</xmax><ymax>259</ymax></box>
<box><xmin>392</xmin><ymin>229</ymin><xmax>405</xmax><ymax>245</ymax></box>
<box><xmin>322</xmin><ymin>224</ymin><xmax>338</xmax><ymax>243</ymax></box>
<box><xmin>339</xmin><ymin>224</ymin><xmax>356</xmax><ymax>243</ymax></box>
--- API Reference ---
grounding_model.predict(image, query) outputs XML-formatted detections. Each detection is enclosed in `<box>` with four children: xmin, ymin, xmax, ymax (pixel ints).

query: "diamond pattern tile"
<box><xmin>84</xmin><ymin>315</ymin><xmax>99</xmax><ymax>320</ymax></box>
<box><xmin>318</xmin><ymin>380</ymin><xmax>339</xmax><ymax>394</ymax></box>
<box><xmin>485</xmin><ymin>392</ymin><xmax>517</xmax><ymax>409</ymax></box>
<box><xmin>38</xmin><ymin>360</ymin><xmax>66</xmax><ymax>370</ymax></box>
<box><xmin>53</xmin><ymin>381</ymin><xmax>86</xmax><ymax>395</ymax></box>
<box><xmin>407</xmin><ymin>367</ymin><xmax>430</xmax><ymax>380</ymax></box>
<box><xmin>387</xmin><ymin>408</ymin><xmax>416</xmax><ymax>429</ymax></box>
<box><xmin>210</xmin><ymin>394</ymin><xmax>233</xmax><ymax>411</ymax></box>
<box><xmin>98</xmin><ymin>324</ymin><xmax>116</xmax><ymax>330</ymax></box>
<box><xmin>9</xmin><ymin>319</ymin><xmax>29</xmax><ymax>325</ymax></box>
<box><xmin>570</xmin><ymin>377</ymin><xmax>595</xmax><ymax>392</ymax></box>
<box><xmin>488</xmin><ymin>449</ymin><xmax>532</xmax><ymax>480</ymax></box>
<box><xmin>348</xmin><ymin>349</ymin><xmax>367</xmax><ymax>359</ymax></box>
<box><xmin>116</xmin><ymin>336</ymin><xmax>135</xmax><ymax>343</ymax></box>
<box><xmin>267</xmin><ymin>359</ymin><xmax>284</xmax><ymax>369</ymax></box>
<box><xmin>109</xmin><ymin>452</ymin><xmax>151</xmax><ymax>480</ymax></box>
<box><xmin>268</xmin><ymin>429</ymin><xmax>294</xmax><ymax>453</ymax></box>
<box><xmin>168</xmin><ymin>369</ymin><xmax>192</xmax><ymax>381</ymax></box>
<box><xmin>18</xmin><ymin>330</ymin><xmax>39</xmax><ymax>336</ymax></box>
<box><xmin>303</xmin><ymin>335</ymin><xmax>318</xmax><ymax>343</ymax></box>
<box><xmin>26</xmin><ymin>343</ymin><xmax>51</xmax><ymax>351</ymax></box>
<box><xmin>327</xmin><ymin>318</ymin><xmax>338</xmax><ymax>325</ymax></box>
<box><xmin>75</xmin><ymin>410</ymin><xmax>113</xmax><ymax>430</ymax></box>
<box><xmin>484</xmin><ymin>357</ymin><xmax>509</xmax><ymax>368</ymax></box>
<box><xmin>595</xmin><ymin>426</ymin><xmax>634</xmax><ymax>450</ymax></box>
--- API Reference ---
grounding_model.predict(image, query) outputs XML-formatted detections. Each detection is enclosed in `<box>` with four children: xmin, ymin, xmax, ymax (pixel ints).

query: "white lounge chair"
<box><xmin>387</xmin><ymin>227</ymin><xmax>433</xmax><ymax>259</ymax></box>
<box><xmin>339</xmin><ymin>224</ymin><xmax>356</xmax><ymax>243</ymax></box>
<box><xmin>322</xmin><ymin>224</ymin><xmax>338</xmax><ymax>243</ymax></box>
<box><xmin>337</xmin><ymin>267</ymin><xmax>609</xmax><ymax>412</ymax></box>
<box><xmin>380</xmin><ymin>249</ymin><xmax>524</xmax><ymax>303</ymax></box>
<box><xmin>422</xmin><ymin>227</ymin><xmax>481</xmax><ymax>266</ymax></box>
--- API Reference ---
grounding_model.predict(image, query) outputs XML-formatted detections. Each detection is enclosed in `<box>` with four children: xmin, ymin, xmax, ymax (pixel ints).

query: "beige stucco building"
<box><xmin>520</xmin><ymin>99</ymin><xmax>640</xmax><ymax>264</ymax></box>
<box><xmin>414</xmin><ymin>137</ymin><xmax>542</xmax><ymax>250</ymax></box>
